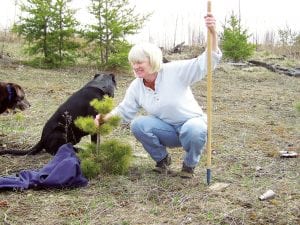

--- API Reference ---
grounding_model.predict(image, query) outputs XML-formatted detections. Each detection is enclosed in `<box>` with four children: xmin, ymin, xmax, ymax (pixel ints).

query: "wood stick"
<box><xmin>206</xmin><ymin>0</ymin><xmax>212</xmax><ymax>185</ymax></box>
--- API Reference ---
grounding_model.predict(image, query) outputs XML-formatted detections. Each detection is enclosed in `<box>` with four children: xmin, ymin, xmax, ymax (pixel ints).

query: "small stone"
<box><xmin>209</xmin><ymin>182</ymin><xmax>230</xmax><ymax>191</ymax></box>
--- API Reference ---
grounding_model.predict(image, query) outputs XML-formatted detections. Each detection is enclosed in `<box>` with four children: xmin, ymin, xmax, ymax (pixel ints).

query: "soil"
<box><xmin>0</xmin><ymin>55</ymin><xmax>299</xmax><ymax>225</ymax></box>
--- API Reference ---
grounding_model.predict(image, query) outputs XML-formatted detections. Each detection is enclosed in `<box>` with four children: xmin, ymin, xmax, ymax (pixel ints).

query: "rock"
<box><xmin>209</xmin><ymin>182</ymin><xmax>230</xmax><ymax>191</ymax></box>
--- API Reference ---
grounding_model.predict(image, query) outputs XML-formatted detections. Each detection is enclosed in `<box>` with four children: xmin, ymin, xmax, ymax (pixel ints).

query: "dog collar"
<box><xmin>6</xmin><ymin>85</ymin><xmax>14</xmax><ymax>102</ymax></box>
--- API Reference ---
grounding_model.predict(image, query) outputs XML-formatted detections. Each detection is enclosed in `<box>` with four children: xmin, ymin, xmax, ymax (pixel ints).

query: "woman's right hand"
<box><xmin>94</xmin><ymin>114</ymin><xmax>101</xmax><ymax>127</ymax></box>
<box><xmin>94</xmin><ymin>113</ymin><xmax>111</xmax><ymax>126</ymax></box>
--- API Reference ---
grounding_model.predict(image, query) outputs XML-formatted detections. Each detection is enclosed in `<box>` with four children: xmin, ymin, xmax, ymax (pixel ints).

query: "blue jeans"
<box><xmin>130</xmin><ymin>115</ymin><xmax>207</xmax><ymax>168</ymax></box>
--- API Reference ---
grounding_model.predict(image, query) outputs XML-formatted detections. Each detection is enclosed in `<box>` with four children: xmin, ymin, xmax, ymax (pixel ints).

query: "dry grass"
<box><xmin>0</xmin><ymin>48</ymin><xmax>299</xmax><ymax>225</ymax></box>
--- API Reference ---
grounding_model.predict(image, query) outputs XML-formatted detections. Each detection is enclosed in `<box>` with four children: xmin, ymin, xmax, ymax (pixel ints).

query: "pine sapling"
<box><xmin>74</xmin><ymin>96</ymin><xmax>132</xmax><ymax>178</ymax></box>
<box><xmin>75</xmin><ymin>96</ymin><xmax>120</xmax><ymax>155</ymax></box>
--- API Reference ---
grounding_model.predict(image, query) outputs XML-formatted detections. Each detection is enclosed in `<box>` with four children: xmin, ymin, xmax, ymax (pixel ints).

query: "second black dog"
<box><xmin>0</xmin><ymin>73</ymin><xmax>116</xmax><ymax>156</ymax></box>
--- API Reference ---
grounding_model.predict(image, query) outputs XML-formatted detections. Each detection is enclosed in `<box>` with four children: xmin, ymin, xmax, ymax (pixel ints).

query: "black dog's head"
<box><xmin>85</xmin><ymin>73</ymin><xmax>117</xmax><ymax>97</ymax></box>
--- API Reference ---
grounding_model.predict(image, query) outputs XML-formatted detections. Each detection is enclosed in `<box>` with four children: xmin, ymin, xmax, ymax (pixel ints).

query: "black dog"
<box><xmin>0</xmin><ymin>82</ymin><xmax>31</xmax><ymax>114</ymax></box>
<box><xmin>0</xmin><ymin>73</ymin><xmax>116</xmax><ymax>156</ymax></box>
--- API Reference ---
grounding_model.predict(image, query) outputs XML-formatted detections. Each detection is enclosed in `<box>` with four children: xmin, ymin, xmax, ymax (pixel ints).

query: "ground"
<box><xmin>0</xmin><ymin>51</ymin><xmax>299</xmax><ymax>224</ymax></box>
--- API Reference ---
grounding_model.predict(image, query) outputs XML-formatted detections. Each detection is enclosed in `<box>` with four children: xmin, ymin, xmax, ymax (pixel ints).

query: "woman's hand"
<box><xmin>204</xmin><ymin>13</ymin><xmax>216</xmax><ymax>36</ymax></box>
<box><xmin>204</xmin><ymin>13</ymin><xmax>218</xmax><ymax>51</ymax></box>
<box><xmin>94</xmin><ymin>113</ymin><xmax>111</xmax><ymax>126</ymax></box>
<box><xmin>94</xmin><ymin>114</ymin><xmax>102</xmax><ymax>127</ymax></box>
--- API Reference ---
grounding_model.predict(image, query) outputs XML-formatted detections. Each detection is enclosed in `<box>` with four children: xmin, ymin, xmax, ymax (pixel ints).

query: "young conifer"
<box><xmin>75</xmin><ymin>96</ymin><xmax>132</xmax><ymax>179</ymax></box>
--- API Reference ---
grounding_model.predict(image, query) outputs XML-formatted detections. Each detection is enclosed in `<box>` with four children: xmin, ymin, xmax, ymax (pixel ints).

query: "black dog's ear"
<box><xmin>97</xmin><ymin>74</ymin><xmax>116</xmax><ymax>97</ymax></box>
<box><xmin>109</xmin><ymin>73</ymin><xmax>117</xmax><ymax>88</ymax></box>
<box><xmin>94</xmin><ymin>74</ymin><xmax>100</xmax><ymax>79</ymax></box>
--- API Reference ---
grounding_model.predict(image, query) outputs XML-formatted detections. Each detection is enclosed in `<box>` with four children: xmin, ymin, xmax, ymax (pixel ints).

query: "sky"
<box><xmin>1</xmin><ymin>0</ymin><xmax>299</xmax><ymax>47</ymax></box>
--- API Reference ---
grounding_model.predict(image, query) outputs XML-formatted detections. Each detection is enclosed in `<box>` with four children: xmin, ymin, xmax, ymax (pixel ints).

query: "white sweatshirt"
<box><xmin>111</xmin><ymin>50</ymin><xmax>222</xmax><ymax>125</ymax></box>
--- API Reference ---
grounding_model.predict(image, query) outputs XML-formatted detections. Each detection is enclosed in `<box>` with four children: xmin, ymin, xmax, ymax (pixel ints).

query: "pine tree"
<box><xmin>220</xmin><ymin>13</ymin><xmax>255</xmax><ymax>62</ymax></box>
<box><xmin>75</xmin><ymin>96</ymin><xmax>132</xmax><ymax>179</ymax></box>
<box><xmin>82</xmin><ymin>0</ymin><xmax>149</xmax><ymax>69</ymax></box>
<box><xmin>12</xmin><ymin>0</ymin><xmax>52</xmax><ymax>62</ymax></box>
<box><xmin>49</xmin><ymin>0</ymin><xmax>79</xmax><ymax>65</ymax></box>
<box><xmin>12</xmin><ymin>0</ymin><xmax>79</xmax><ymax>67</ymax></box>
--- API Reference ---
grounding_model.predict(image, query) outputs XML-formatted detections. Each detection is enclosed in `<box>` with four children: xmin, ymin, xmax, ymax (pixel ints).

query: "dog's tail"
<box><xmin>0</xmin><ymin>141</ymin><xmax>44</xmax><ymax>156</ymax></box>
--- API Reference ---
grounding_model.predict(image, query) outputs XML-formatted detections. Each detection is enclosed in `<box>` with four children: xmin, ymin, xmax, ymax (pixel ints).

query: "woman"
<box><xmin>96</xmin><ymin>13</ymin><xmax>222</xmax><ymax>178</ymax></box>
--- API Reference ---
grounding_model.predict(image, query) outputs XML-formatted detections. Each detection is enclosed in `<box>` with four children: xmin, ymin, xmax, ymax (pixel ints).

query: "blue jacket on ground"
<box><xmin>0</xmin><ymin>143</ymin><xmax>88</xmax><ymax>190</ymax></box>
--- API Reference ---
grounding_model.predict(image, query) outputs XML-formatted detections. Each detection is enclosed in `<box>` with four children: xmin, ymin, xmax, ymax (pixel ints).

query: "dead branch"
<box><xmin>248</xmin><ymin>60</ymin><xmax>300</xmax><ymax>77</ymax></box>
<box><xmin>169</xmin><ymin>42</ymin><xmax>185</xmax><ymax>54</ymax></box>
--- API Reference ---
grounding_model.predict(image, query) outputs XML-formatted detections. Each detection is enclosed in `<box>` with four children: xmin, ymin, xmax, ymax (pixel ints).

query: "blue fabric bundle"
<box><xmin>0</xmin><ymin>143</ymin><xmax>88</xmax><ymax>190</ymax></box>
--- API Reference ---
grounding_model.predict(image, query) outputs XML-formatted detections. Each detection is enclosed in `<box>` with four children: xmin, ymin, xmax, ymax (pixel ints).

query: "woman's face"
<box><xmin>131</xmin><ymin>59</ymin><xmax>153</xmax><ymax>79</ymax></box>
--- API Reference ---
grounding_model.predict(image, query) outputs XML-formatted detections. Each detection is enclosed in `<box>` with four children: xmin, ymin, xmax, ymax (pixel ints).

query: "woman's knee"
<box><xmin>130</xmin><ymin>116</ymin><xmax>153</xmax><ymax>135</ymax></box>
<box><xmin>130</xmin><ymin>116</ymin><xmax>143</xmax><ymax>135</ymax></box>
<box><xmin>180</xmin><ymin>118</ymin><xmax>207</xmax><ymax>141</ymax></box>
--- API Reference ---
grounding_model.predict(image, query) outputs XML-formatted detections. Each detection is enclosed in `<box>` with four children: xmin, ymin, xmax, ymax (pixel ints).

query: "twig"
<box><xmin>3</xmin><ymin>213</ymin><xmax>11</xmax><ymax>225</ymax></box>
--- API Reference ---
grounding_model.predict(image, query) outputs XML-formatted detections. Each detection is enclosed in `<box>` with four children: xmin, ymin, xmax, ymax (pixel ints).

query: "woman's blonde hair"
<box><xmin>128</xmin><ymin>42</ymin><xmax>163</xmax><ymax>73</ymax></box>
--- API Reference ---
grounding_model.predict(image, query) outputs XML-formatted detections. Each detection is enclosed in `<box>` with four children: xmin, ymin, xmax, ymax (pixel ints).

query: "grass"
<box><xmin>0</xmin><ymin>43</ymin><xmax>299</xmax><ymax>224</ymax></box>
